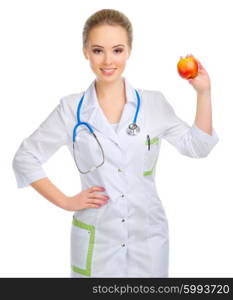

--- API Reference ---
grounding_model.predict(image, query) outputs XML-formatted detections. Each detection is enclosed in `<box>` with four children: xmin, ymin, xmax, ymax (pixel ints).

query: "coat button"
<box><xmin>121</xmin><ymin>243</ymin><xmax>126</xmax><ymax>247</ymax></box>
<box><xmin>118</xmin><ymin>168</ymin><xmax>122</xmax><ymax>172</ymax></box>
<box><xmin>121</xmin><ymin>194</ymin><xmax>124</xmax><ymax>198</ymax></box>
<box><xmin>121</xmin><ymin>219</ymin><xmax>125</xmax><ymax>222</ymax></box>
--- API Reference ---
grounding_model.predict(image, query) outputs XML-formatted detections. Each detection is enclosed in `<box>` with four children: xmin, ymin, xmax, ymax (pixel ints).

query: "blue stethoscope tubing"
<box><xmin>72</xmin><ymin>88</ymin><xmax>141</xmax><ymax>142</ymax></box>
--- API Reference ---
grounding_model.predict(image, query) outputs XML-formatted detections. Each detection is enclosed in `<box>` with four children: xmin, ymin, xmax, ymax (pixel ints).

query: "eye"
<box><xmin>92</xmin><ymin>49</ymin><xmax>102</xmax><ymax>54</ymax></box>
<box><xmin>114</xmin><ymin>48</ymin><xmax>123</xmax><ymax>54</ymax></box>
<box><xmin>92</xmin><ymin>48</ymin><xmax>124</xmax><ymax>54</ymax></box>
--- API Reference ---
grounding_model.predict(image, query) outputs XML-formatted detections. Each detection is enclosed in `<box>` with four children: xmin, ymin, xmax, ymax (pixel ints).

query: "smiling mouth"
<box><xmin>100</xmin><ymin>68</ymin><xmax>117</xmax><ymax>71</ymax></box>
<box><xmin>100</xmin><ymin>68</ymin><xmax>117</xmax><ymax>75</ymax></box>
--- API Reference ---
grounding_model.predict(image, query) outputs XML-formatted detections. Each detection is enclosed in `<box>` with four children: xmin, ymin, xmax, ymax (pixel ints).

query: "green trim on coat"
<box><xmin>144</xmin><ymin>136</ymin><xmax>159</xmax><ymax>176</ymax></box>
<box><xmin>145</xmin><ymin>137</ymin><xmax>159</xmax><ymax>145</ymax></box>
<box><xmin>71</xmin><ymin>216</ymin><xmax>95</xmax><ymax>277</ymax></box>
<box><xmin>143</xmin><ymin>157</ymin><xmax>158</xmax><ymax>176</ymax></box>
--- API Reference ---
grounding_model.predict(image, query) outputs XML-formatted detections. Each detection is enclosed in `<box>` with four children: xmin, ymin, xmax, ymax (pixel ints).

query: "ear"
<box><xmin>83</xmin><ymin>48</ymin><xmax>89</xmax><ymax>60</ymax></box>
<box><xmin>127</xmin><ymin>48</ymin><xmax>132</xmax><ymax>60</ymax></box>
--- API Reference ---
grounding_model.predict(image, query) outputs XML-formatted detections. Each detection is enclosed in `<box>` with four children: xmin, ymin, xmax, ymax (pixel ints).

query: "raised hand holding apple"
<box><xmin>177</xmin><ymin>54</ymin><xmax>213</xmax><ymax>136</ymax></box>
<box><xmin>177</xmin><ymin>54</ymin><xmax>211</xmax><ymax>94</ymax></box>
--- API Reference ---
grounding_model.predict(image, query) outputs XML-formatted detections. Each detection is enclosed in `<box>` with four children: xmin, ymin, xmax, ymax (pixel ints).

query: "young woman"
<box><xmin>12</xmin><ymin>9</ymin><xmax>219</xmax><ymax>278</ymax></box>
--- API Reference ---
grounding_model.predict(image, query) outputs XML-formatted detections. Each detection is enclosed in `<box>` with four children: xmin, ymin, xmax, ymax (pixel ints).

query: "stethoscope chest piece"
<box><xmin>127</xmin><ymin>123</ymin><xmax>140</xmax><ymax>136</ymax></box>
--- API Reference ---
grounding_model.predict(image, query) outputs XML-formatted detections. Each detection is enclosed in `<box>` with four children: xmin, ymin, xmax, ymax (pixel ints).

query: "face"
<box><xmin>83</xmin><ymin>25</ymin><xmax>131</xmax><ymax>83</ymax></box>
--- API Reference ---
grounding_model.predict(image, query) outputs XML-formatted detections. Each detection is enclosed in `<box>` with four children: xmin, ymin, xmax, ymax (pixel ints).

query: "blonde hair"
<box><xmin>82</xmin><ymin>9</ymin><xmax>133</xmax><ymax>50</ymax></box>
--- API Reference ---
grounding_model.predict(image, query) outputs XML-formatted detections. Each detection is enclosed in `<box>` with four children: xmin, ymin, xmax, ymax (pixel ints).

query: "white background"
<box><xmin>1</xmin><ymin>0</ymin><xmax>232</xmax><ymax>277</ymax></box>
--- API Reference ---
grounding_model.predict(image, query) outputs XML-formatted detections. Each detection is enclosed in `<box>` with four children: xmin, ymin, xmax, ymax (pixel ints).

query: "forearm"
<box><xmin>30</xmin><ymin>177</ymin><xmax>68</xmax><ymax>209</ymax></box>
<box><xmin>194</xmin><ymin>90</ymin><xmax>213</xmax><ymax>135</ymax></box>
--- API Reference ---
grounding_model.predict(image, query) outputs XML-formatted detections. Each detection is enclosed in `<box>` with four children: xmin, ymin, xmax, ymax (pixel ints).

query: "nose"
<box><xmin>103</xmin><ymin>52</ymin><xmax>113</xmax><ymax>65</ymax></box>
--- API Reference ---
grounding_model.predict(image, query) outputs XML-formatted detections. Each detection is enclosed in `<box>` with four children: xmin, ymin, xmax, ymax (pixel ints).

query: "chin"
<box><xmin>96</xmin><ymin>70</ymin><xmax>123</xmax><ymax>83</ymax></box>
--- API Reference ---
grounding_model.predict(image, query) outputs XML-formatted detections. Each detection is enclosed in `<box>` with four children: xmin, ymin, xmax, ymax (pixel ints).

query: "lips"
<box><xmin>101</xmin><ymin>68</ymin><xmax>116</xmax><ymax>71</ymax></box>
<box><xmin>100</xmin><ymin>68</ymin><xmax>117</xmax><ymax>75</ymax></box>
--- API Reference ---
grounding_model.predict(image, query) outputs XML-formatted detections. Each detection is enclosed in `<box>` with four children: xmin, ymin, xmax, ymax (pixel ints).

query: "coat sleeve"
<box><xmin>12</xmin><ymin>99</ymin><xmax>70</xmax><ymax>188</ymax></box>
<box><xmin>158</xmin><ymin>92</ymin><xmax>219</xmax><ymax>158</ymax></box>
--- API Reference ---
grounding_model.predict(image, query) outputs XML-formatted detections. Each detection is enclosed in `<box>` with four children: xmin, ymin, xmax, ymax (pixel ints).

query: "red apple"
<box><xmin>177</xmin><ymin>56</ymin><xmax>198</xmax><ymax>79</ymax></box>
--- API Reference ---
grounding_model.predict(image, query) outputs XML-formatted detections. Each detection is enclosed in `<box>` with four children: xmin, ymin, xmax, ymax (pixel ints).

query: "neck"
<box><xmin>95</xmin><ymin>77</ymin><xmax>126</xmax><ymax>103</ymax></box>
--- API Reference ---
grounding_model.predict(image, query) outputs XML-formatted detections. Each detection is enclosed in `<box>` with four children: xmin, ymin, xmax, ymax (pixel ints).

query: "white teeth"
<box><xmin>101</xmin><ymin>68</ymin><xmax>116</xmax><ymax>74</ymax></box>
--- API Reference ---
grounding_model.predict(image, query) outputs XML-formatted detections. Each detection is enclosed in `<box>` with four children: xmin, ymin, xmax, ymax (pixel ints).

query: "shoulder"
<box><xmin>140</xmin><ymin>88</ymin><xmax>172</xmax><ymax>112</ymax></box>
<box><xmin>59</xmin><ymin>91</ymin><xmax>83</xmax><ymax>107</ymax></box>
<box><xmin>57</xmin><ymin>91</ymin><xmax>84</xmax><ymax>117</ymax></box>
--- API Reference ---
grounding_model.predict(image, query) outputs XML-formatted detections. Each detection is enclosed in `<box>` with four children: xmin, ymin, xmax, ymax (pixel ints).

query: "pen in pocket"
<box><xmin>147</xmin><ymin>134</ymin><xmax>150</xmax><ymax>151</ymax></box>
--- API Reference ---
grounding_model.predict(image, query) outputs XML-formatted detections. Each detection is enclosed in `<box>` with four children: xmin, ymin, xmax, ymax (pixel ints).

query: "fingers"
<box><xmin>80</xmin><ymin>186</ymin><xmax>109</xmax><ymax>209</ymax></box>
<box><xmin>89</xmin><ymin>186</ymin><xmax>105</xmax><ymax>193</ymax></box>
<box><xmin>88</xmin><ymin>193</ymin><xmax>109</xmax><ymax>201</ymax></box>
<box><xmin>88</xmin><ymin>198</ymin><xmax>108</xmax><ymax>205</ymax></box>
<box><xmin>186</xmin><ymin>53</ymin><xmax>195</xmax><ymax>58</ymax></box>
<box><xmin>87</xmin><ymin>186</ymin><xmax>109</xmax><ymax>208</ymax></box>
<box><xmin>198</xmin><ymin>61</ymin><xmax>204</xmax><ymax>70</ymax></box>
<box><xmin>182</xmin><ymin>53</ymin><xmax>204</xmax><ymax>69</ymax></box>
<box><xmin>185</xmin><ymin>53</ymin><xmax>204</xmax><ymax>69</ymax></box>
<box><xmin>86</xmin><ymin>203</ymin><xmax>102</xmax><ymax>209</ymax></box>
<box><xmin>88</xmin><ymin>186</ymin><xmax>109</xmax><ymax>200</ymax></box>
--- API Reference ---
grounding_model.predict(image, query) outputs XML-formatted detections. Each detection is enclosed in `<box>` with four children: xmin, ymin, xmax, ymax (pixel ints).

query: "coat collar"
<box><xmin>78</xmin><ymin>77</ymin><xmax>144</xmax><ymax>147</ymax></box>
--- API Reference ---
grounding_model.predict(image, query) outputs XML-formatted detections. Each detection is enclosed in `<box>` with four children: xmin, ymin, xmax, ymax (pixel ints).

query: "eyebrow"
<box><xmin>91</xmin><ymin>44</ymin><xmax>125</xmax><ymax>48</ymax></box>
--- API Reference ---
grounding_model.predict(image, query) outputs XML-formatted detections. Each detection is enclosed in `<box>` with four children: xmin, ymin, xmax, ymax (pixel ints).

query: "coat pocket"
<box><xmin>143</xmin><ymin>135</ymin><xmax>160</xmax><ymax>176</ymax></box>
<box><xmin>70</xmin><ymin>215</ymin><xmax>96</xmax><ymax>277</ymax></box>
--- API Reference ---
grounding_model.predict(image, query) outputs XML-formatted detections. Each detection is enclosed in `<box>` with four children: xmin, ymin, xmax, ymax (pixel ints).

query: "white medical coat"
<box><xmin>12</xmin><ymin>77</ymin><xmax>219</xmax><ymax>278</ymax></box>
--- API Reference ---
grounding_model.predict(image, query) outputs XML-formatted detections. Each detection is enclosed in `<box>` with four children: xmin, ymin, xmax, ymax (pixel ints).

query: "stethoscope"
<box><xmin>72</xmin><ymin>88</ymin><xmax>141</xmax><ymax>174</ymax></box>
